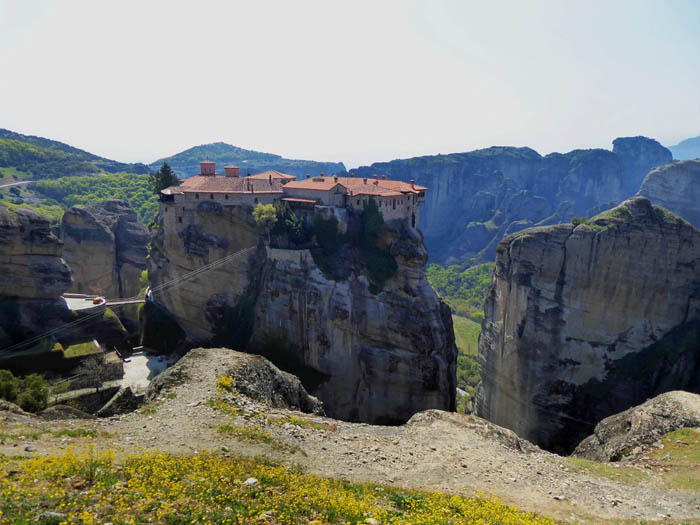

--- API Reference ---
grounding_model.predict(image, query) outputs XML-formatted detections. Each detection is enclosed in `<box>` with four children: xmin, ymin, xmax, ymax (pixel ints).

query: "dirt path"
<box><xmin>2</xmin><ymin>349</ymin><xmax>699</xmax><ymax>523</ymax></box>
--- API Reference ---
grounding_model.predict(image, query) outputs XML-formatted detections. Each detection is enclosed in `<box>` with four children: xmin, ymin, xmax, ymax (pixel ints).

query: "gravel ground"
<box><xmin>2</xmin><ymin>349</ymin><xmax>699</xmax><ymax>523</ymax></box>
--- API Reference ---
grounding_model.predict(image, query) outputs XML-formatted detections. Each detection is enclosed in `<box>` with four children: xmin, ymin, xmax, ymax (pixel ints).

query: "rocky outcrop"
<box><xmin>352</xmin><ymin>137</ymin><xmax>672</xmax><ymax>264</ymax></box>
<box><xmin>637</xmin><ymin>160</ymin><xmax>700</xmax><ymax>229</ymax></box>
<box><xmin>0</xmin><ymin>205</ymin><xmax>130</xmax><ymax>369</ymax></box>
<box><xmin>252</xmin><ymin>220</ymin><xmax>457</xmax><ymax>423</ymax></box>
<box><xmin>475</xmin><ymin>197</ymin><xmax>700</xmax><ymax>453</ymax></box>
<box><xmin>147</xmin><ymin>347</ymin><xmax>322</xmax><ymax>414</ymax></box>
<box><xmin>574</xmin><ymin>391</ymin><xmax>700</xmax><ymax>461</ymax></box>
<box><xmin>0</xmin><ymin>206</ymin><xmax>71</xmax><ymax>299</ymax></box>
<box><xmin>61</xmin><ymin>200</ymin><xmax>148</xmax><ymax>299</ymax></box>
<box><xmin>147</xmin><ymin>206</ymin><xmax>457</xmax><ymax>424</ymax></box>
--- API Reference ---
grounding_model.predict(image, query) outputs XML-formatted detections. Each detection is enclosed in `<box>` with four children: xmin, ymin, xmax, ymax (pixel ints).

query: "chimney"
<box><xmin>269</xmin><ymin>174</ymin><xmax>272</xmax><ymax>183</ymax></box>
<box><xmin>320</xmin><ymin>173</ymin><xmax>324</xmax><ymax>178</ymax></box>
<box><xmin>199</xmin><ymin>161</ymin><xmax>216</xmax><ymax>176</ymax></box>
<box><xmin>373</xmin><ymin>180</ymin><xmax>378</xmax><ymax>185</ymax></box>
<box><xmin>224</xmin><ymin>166</ymin><xmax>240</xmax><ymax>177</ymax></box>
<box><xmin>410</xmin><ymin>179</ymin><xmax>415</xmax><ymax>188</ymax></box>
<box><xmin>306</xmin><ymin>174</ymin><xmax>310</xmax><ymax>179</ymax></box>
<box><xmin>363</xmin><ymin>178</ymin><xmax>367</xmax><ymax>184</ymax></box>
<box><xmin>381</xmin><ymin>175</ymin><xmax>386</xmax><ymax>180</ymax></box>
<box><xmin>333</xmin><ymin>176</ymin><xmax>338</xmax><ymax>183</ymax></box>
<box><xmin>350</xmin><ymin>173</ymin><xmax>355</xmax><ymax>178</ymax></box>
<box><xmin>373</xmin><ymin>174</ymin><xmax>378</xmax><ymax>180</ymax></box>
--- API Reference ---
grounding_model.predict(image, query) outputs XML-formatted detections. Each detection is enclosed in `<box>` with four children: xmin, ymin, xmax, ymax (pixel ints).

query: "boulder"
<box><xmin>574</xmin><ymin>391</ymin><xmax>700</xmax><ymax>461</ymax></box>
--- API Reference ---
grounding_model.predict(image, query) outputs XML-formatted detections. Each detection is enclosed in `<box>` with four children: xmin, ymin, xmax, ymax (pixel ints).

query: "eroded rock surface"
<box><xmin>637</xmin><ymin>159</ymin><xmax>700</xmax><ymax>229</ymax></box>
<box><xmin>253</xmin><ymin>221</ymin><xmax>456</xmax><ymax>423</ymax></box>
<box><xmin>147</xmin><ymin>206</ymin><xmax>456</xmax><ymax>424</ymax></box>
<box><xmin>475</xmin><ymin>197</ymin><xmax>700</xmax><ymax>452</ymax></box>
<box><xmin>61</xmin><ymin>200</ymin><xmax>148</xmax><ymax>299</ymax></box>
<box><xmin>146</xmin><ymin>348</ymin><xmax>322</xmax><ymax>414</ymax></box>
<box><xmin>0</xmin><ymin>206</ymin><xmax>71</xmax><ymax>299</ymax></box>
<box><xmin>574</xmin><ymin>391</ymin><xmax>700</xmax><ymax>461</ymax></box>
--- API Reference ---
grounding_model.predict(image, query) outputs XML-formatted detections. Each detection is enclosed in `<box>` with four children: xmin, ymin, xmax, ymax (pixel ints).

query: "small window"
<box><xmin>357</xmin><ymin>199</ymin><xmax>360</xmax><ymax>205</ymax></box>
<box><xmin>178</xmin><ymin>217</ymin><xmax>182</xmax><ymax>224</ymax></box>
<box><xmin>210</xmin><ymin>194</ymin><xmax>214</xmax><ymax>199</ymax></box>
<box><xmin>165</xmin><ymin>207</ymin><xmax>168</xmax><ymax>212</ymax></box>
<box><xmin>254</xmin><ymin>198</ymin><xmax>258</xmax><ymax>204</ymax></box>
<box><xmin>195</xmin><ymin>193</ymin><xmax>199</xmax><ymax>199</ymax></box>
<box><xmin>225</xmin><ymin>194</ymin><xmax>229</xmax><ymax>200</ymax></box>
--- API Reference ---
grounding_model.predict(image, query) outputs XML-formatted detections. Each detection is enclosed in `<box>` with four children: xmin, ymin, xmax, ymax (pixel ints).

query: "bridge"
<box><xmin>60</xmin><ymin>246</ymin><xmax>257</xmax><ymax>313</ymax></box>
<box><xmin>1</xmin><ymin>246</ymin><xmax>257</xmax><ymax>355</ymax></box>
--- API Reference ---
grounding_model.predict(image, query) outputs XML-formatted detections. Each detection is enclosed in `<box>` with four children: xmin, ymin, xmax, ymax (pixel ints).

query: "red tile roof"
<box><xmin>284</xmin><ymin>176</ymin><xmax>426</xmax><ymax>196</ymax></box>
<box><xmin>248</xmin><ymin>170</ymin><xmax>297</xmax><ymax>181</ymax></box>
<box><xmin>166</xmin><ymin>175</ymin><xmax>284</xmax><ymax>194</ymax></box>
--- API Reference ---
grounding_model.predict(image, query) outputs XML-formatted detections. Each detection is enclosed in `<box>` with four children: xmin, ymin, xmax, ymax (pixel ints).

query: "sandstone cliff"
<box><xmin>0</xmin><ymin>206</ymin><xmax>72</xmax><ymax>300</ymax></box>
<box><xmin>147</xmin><ymin>202</ymin><xmax>457</xmax><ymax>424</ymax></box>
<box><xmin>637</xmin><ymin>160</ymin><xmax>700</xmax><ymax>229</ymax></box>
<box><xmin>475</xmin><ymin>197</ymin><xmax>700</xmax><ymax>453</ymax></box>
<box><xmin>351</xmin><ymin>137</ymin><xmax>672</xmax><ymax>264</ymax></box>
<box><xmin>0</xmin><ymin>205</ymin><xmax>129</xmax><ymax>369</ymax></box>
<box><xmin>61</xmin><ymin>200</ymin><xmax>149</xmax><ymax>299</ymax></box>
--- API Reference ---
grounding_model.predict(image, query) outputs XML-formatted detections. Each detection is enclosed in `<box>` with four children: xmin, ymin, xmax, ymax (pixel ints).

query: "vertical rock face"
<box><xmin>147</xmin><ymin>206</ymin><xmax>457</xmax><ymax>424</ymax></box>
<box><xmin>352</xmin><ymin>137</ymin><xmax>672</xmax><ymax>264</ymax></box>
<box><xmin>0</xmin><ymin>206</ymin><xmax>72</xmax><ymax>299</ymax></box>
<box><xmin>253</xmin><ymin>221</ymin><xmax>457</xmax><ymax>423</ymax></box>
<box><xmin>475</xmin><ymin>198</ymin><xmax>700</xmax><ymax>453</ymax></box>
<box><xmin>637</xmin><ymin>160</ymin><xmax>700</xmax><ymax>229</ymax></box>
<box><xmin>612</xmin><ymin>136</ymin><xmax>673</xmax><ymax>196</ymax></box>
<box><xmin>0</xmin><ymin>205</ymin><xmax>128</xmax><ymax>360</ymax></box>
<box><xmin>61</xmin><ymin>200</ymin><xmax>148</xmax><ymax>298</ymax></box>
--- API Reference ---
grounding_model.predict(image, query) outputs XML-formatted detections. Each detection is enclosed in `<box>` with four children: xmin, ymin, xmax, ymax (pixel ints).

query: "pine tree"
<box><xmin>149</xmin><ymin>162</ymin><xmax>179</xmax><ymax>194</ymax></box>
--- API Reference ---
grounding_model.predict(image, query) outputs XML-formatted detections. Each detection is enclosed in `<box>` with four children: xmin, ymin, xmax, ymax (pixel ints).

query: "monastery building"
<box><xmin>160</xmin><ymin>161</ymin><xmax>427</xmax><ymax>231</ymax></box>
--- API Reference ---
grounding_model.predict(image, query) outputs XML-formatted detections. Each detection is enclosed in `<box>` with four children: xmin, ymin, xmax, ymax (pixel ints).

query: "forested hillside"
<box><xmin>33</xmin><ymin>173</ymin><xmax>157</xmax><ymax>223</ymax></box>
<box><xmin>0</xmin><ymin>128</ymin><xmax>149</xmax><ymax>179</ymax></box>
<box><xmin>152</xmin><ymin>142</ymin><xmax>345</xmax><ymax>179</ymax></box>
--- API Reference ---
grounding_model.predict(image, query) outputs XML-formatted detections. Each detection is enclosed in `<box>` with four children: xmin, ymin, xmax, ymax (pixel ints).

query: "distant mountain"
<box><xmin>150</xmin><ymin>142</ymin><xmax>345</xmax><ymax>179</ymax></box>
<box><xmin>0</xmin><ymin>128</ymin><xmax>150</xmax><ymax>179</ymax></box>
<box><xmin>668</xmin><ymin>136</ymin><xmax>700</xmax><ymax>160</ymax></box>
<box><xmin>351</xmin><ymin>136</ymin><xmax>672</xmax><ymax>265</ymax></box>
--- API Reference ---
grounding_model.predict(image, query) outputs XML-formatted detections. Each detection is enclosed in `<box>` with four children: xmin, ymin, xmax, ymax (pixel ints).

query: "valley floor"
<box><xmin>2</xmin><ymin>349</ymin><xmax>699</xmax><ymax>523</ymax></box>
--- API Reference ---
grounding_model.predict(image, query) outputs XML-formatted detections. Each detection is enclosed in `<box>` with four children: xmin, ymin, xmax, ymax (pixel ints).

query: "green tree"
<box><xmin>149</xmin><ymin>162</ymin><xmax>179</xmax><ymax>195</ymax></box>
<box><xmin>253</xmin><ymin>203</ymin><xmax>277</xmax><ymax>244</ymax></box>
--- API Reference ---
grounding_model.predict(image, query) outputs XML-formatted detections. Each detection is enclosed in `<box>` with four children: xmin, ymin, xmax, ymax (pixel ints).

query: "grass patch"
<box><xmin>50</xmin><ymin>429</ymin><xmax>96</xmax><ymax>439</ymax></box>
<box><xmin>139</xmin><ymin>401</ymin><xmax>163</xmax><ymax>416</ymax></box>
<box><xmin>0</xmin><ymin>449</ymin><xmax>555</xmax><ymax>524</ymax></box>
<box><xmin>649</xmin><ymin>428</ymin><xmax>700</xmax><ymax>491</ymax></box>
<box><xmin>453</xmin><ymin>315</ymin><xmax>480</xmax><ymax>357</ymax></box>
<box><xmin>267</xmin><ymin>414</ymin><xmax>337</xmax><ymax>432</ymax></box>
<box><xmin>452</xmin><ymin>315</ymin><xmax>481</xmax><ymax>412</ymax></box>
<box><xmin>562</xmin><ymin>457</ymin><xmax>648</xmax><ymax>487</ymax></box>
<box><xmin>62</xmin><ymin>341</ymin><xmax>100</xmax><ymax>358</ymax></box>
<box><xmin>207</xmin><ymin>397</ymin><xmax>245</xmax><ymax>417</ymax></box>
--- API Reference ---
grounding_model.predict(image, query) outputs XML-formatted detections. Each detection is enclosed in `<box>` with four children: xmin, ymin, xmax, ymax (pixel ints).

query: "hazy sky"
<box><xmin>1</xmin><ymin>1</ymin><xmax>699</xmax><ymax>169</ymax></box>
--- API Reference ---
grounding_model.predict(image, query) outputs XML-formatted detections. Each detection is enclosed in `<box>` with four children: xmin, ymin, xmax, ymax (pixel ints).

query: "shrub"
<box><xmin>0</xmin><ymin>372</ymin><xmax>49</xmax><ymax>413</ymax></box>
<box><xmin>0</xmin><ymin>369</ymin><xmax>19</xmax><ymax>401</ymax></box>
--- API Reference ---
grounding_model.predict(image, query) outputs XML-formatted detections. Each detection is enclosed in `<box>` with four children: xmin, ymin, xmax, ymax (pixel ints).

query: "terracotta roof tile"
<box><xmin>248</xmin><ymin>170</ymin><xmax>297</xmax><ymax>181</ymax></box>
<box><xmin>284</xmin><ymin>176</ymin><xmax>426</xmax><ymax>195</ymax></box>
<box><xmin>175</xmin><ymin>175</ymin><xmax>284</xmax><ymax>194</ymax></box>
